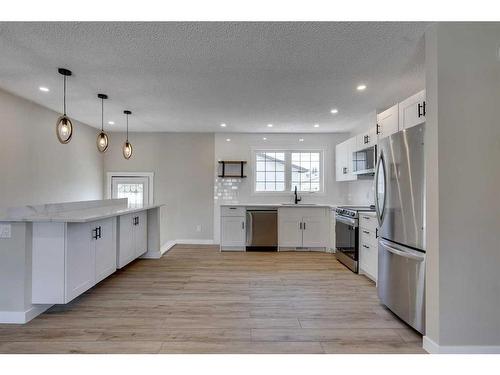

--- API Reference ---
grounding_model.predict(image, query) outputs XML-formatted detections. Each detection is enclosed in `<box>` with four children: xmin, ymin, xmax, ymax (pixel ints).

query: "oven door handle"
<box><xmin>335</xmin><ymin>215</ymin><xmax>358</xmax><ymax>227</ymax></box>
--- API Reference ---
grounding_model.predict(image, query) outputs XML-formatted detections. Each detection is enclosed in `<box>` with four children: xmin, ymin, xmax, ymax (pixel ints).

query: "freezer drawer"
<box><xmin>377</xmin><ymin>238</ymin><xmax>426</xmax><ymax>333</ymax></box>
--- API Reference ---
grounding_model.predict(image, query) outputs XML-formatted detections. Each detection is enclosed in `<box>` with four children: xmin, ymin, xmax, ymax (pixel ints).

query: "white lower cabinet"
<box><xmin>117</xmin><ymin>211</ymin><xmax>148</xmax><ymax>268</ymax></box>
<box><xmin>32</xmin><ymin>218</ymin><xmax>117</xmax><ymax>304</ymax></box>
<box><xmin>358</xmin><ymin>212</ymin><xmax>378</xmax><ymax>282</ymax></box>
<box><xmin>221</xmin><ymin>214</ymin><xmax>246</xmax><ymax>251</ymax></box>
<box><xmin>278</xmin><ymin>207</ymin><xmax>329</xmax><ymax>250</ymax></box>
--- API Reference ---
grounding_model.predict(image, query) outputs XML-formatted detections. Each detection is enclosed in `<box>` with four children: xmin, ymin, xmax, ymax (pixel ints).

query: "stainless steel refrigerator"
<box><xmin>375</xmin><ymin>123</ymin><xmax>426</xmax><ymax>333</ymax></box>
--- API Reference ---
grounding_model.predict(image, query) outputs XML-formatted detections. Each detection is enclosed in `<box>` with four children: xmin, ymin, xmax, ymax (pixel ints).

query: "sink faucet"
<box><xmin>294</xmin><ymin>186</ymin><xmax>302</xmax><ymax>204</ymax></box>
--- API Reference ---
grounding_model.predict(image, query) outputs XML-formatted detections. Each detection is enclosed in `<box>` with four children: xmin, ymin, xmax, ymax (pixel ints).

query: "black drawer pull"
<box><xmin>362</xmin><ymin>244</ymin><xmax>370</xmax><ymax>249</ymax></box>
<box><xmin>362</xmin><ymin>230</ymin><xmax>370</xmax><ymax>234</ymax></box>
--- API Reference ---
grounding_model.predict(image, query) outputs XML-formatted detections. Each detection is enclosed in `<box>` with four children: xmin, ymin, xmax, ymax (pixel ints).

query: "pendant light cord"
<box><xmin>63</xmin><ymin>75</ymin><xmax>67</xmax><ymax>116</ymax></box>
<box><xmin>101</xmin><ymin>97</ymin><xmax>104</xmax><ymax>131</ymax></box>
<box><xmin>126</xmin><ymin>113</ymin><xmax>129</xmax><ymax>141</ymax></box>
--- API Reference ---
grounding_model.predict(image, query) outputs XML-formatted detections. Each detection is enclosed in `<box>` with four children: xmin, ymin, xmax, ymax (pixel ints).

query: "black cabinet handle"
<box><xmin>303</xmin><ymin>222</ymin><xmax>306</xmax><ymax>230</ymax></box>
<box><xmin>375</xmin><ymin>228</ymin><xmax>379</xmax><ymax>238</ymax></box>
<box><xmin>376</xmin><ymin>123</ymin><xmax>380</xmax><ymax>135</ymax></box>
<box><xmin>92</xmin><ymin>228</ymin><xmax>98</xmax><ymax>240</ymax></box>
<box><xmin>418</xmin><ymin>101</ymin><xmax>426</xmax><ymax>118</ymax></box>
<box><xmin>362</xmin><ymin>230</ymin><xmax>370</xmax><ymax>234</ymax></box>
<box><xmin>99</xmin><ymin>226</ymin><xmax>102</xmax><ymax>239</ymax></box>
<box><xmin>343</xmin><ymin>167</ymin><xmax>347</xmax><ymax>174</ymax></box>
<box><xmin>362</xmin><ymin>244</ymin><xmax>370</xmax><ymax>249</ymax></box>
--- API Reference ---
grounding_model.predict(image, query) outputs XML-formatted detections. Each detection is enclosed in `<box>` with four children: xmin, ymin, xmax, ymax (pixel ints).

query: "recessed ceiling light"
<box><xmin>39</xmin><ymin>86</ymin><xmax>49</xmax><ymax>92</ymax></box>
<box><xmin>108</xmin><ymin>121</ymin><xmax>115</xmax><ymax>125</ymax></box>
<box><xmin>226</xmin><ymin>138</ymin><xmax>231</xmax><ymax>142</ymax></box>
<box><xmin>267</xmin><ymin>124</ymin><xmax>273</xmax><ymax>128</ymax></box>
<box><xmin>357</xmin><ymin>84</ymin><xmax>367</xmax><ymax>91</ymax></box>
<box><xmin>314</xmin><ymin>124</ymin><xmax>320</xmax><ymax>128</ymax></box>
<box><xmin>263</xmin><ymin>137</ymin><xmax>267</xmax><ymax>141</ymax></box>
<box><xmin>330</xmin><ymin>109</ymin><xmax>338</xmax><ymax>114</ymax></box>
<box><xmin>299</xmin><ymin>138</ymin><xmax>304</xmax><ymax>142</ymax></box>
<box><xmin>220</xmin><ymin>123</ymin><xmax>227</xmax><ymax>127</ymax></box>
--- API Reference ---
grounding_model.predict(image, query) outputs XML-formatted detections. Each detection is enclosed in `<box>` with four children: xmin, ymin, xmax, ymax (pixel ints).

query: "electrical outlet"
<box><xmin>196</xmin><ymin>225</ymin><xmax>202</xmax><ymax>232</ymax></box>
<box><xmin>0</xmin><ymin>224</ymin><xmax>12</xmax><ymax>239</ymax></box>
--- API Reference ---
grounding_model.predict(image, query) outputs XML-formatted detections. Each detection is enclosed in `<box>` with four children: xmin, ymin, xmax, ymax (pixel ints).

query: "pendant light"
<box><xmin>96</xmin><ymin>94</ymin><xmax>109</xmax><ymax>152</ymax></box>
<box><xmin>55</xmin><ymin>68</ymin><xmax>73</xmax><ymax>144</ymax></box>
<box><xmin>123</xmin><ymin>110</ymin><xmax>133</xmax><ymax>159</ymax></box>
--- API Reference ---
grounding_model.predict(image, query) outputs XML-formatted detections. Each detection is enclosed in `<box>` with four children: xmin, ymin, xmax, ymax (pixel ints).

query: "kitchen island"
<box><xmin>0</xmin><ymin>199</ymin><xmax>165</xmax><ymax>323</ymax></box>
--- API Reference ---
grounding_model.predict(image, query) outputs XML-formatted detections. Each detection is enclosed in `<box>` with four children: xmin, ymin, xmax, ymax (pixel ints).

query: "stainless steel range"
<box><xmin>335</xmin><ymin>206</ymin><xmax>375</xmax><ymax>273</ymax></box>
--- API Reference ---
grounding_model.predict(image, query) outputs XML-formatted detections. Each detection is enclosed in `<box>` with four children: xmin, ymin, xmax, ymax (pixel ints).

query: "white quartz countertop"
<box><xmin>220</xmin><ymin>203</ymin><xmax>342</xmax><ymax>209</ymax></box>
<box><xmin>1</xmin><ymin>203</ymin><xmax>164</xmax><ymax>223</ymax></box>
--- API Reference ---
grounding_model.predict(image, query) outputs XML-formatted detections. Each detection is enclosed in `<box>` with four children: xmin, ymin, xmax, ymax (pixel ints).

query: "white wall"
<box><xmin>0</xmin><ymin>88</ymin><xmax>104</xmax><ymax>216</ymax></box>
<box><xmin>213</xmin><ymin>133</ymin><xmax>351</xmax><ymax>243</ymax></box>
<box><xmin>424</xmin><ymin>23</ymin><xmax>500</xmax><ymax>351</ymax></box>
<box><xmin>103</xmin><ymin>132</ymin><xmax>215</xmax><ymax>244</ymax></box>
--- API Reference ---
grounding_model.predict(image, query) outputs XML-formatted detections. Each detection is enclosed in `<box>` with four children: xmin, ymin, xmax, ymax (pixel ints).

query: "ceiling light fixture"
<box><xmin>330</xmin><ymin>109</ymin><xmax>338</xmax><ymax>114</ymax></box>
<box><xmin>39</xmin><ymin>86</ymin><xmax>49</xmax><ymax>92</ymax></box>
<box><xmin>262</xmin><ymin>137</ymin><xmax>267</xmax><ymax>141</ymax></box>
<box><xmin>96</xmin><ymin>94</ymin><xmax>109</xmax><ymax>153</ymax></box>
<box><xmin>314</xmin><ymin>124</ymin><xmax>320</xmax><ymax>128</ymax></box>
<box><xmin>122</xmin><ymin>110</ymin><xmax>133</xmax><ymax>159</ymax></box>
<box><xmin>55</xmin><ymin>68</ymin><xmax>73</xmax><ymax>144</ymax></box>
<box><xmin>226</xmin><ymin>138</ymin><xmax>231</xmax><ymax>142</ymax></box>
<box><xmin>220</xmin><ymin>123</ymin><xmax>227</xmax><ymax>127</ymax></box>
<box><xmin>267</xmin><ymin>124</ymin><xmax>273</xmax><ymax>128</ymax></box>
<box><xmin>299</xmin><ymin>138</ymin><xmax>304</xmax><ymax>142</ymax></box>
<box><xmin>357</xmin><ymin>84</ymin><xmax>367</xmax><ymax>91</ymax></box>
<box><xmin>108</xmin><ymin>121</ymin><xmax>115</xmax><ymax>125</ymax></box>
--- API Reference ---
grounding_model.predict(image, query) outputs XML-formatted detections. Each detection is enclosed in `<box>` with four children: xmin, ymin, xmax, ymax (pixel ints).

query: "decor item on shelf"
<box><xmin>122</xmin><ymin>110</ymin><xmax>133</xmax><ymax>159</ymax></box>
<box><xmin>218</xmin><ymin>160</ymin><xmax>247</xmax><ymax>178</ymax></box>
<box><xmin>55</xmin><ymin>68</ymin><xmax>73</xmax><ymax>144</ymax></box>
<box><xmin>96</xmin><ymin>94</ymin><xmax>109</xmax><ymax>152</ymax></box>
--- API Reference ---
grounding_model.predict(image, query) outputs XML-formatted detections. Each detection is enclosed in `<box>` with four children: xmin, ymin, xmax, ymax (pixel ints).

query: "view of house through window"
<box><xmin>254</xmin><ymin>150</ymin><xmax>322</xmax><ymax>193</ymax></box>
<box><xmin>110</xmin><ymin>176</ymin><xmax>151</xmax><ymax>206</ymax></box>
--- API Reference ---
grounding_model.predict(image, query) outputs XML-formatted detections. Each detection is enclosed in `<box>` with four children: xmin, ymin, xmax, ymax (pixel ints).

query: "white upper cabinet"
<box><xmin>335</xmin><ymin>137</ymin><xmax>357</xmax><ymax>182</ymax></box>
<box><xmin>399</xmin><ymin>90</ymin><xmax>426</xmax><ymax>130</ymax></box>
<box><xmin>355</xmin><ymin>126</ymin><xmax>377</xmax><ymax>151</ymax></box>
<box><xmin>376</xmin><ymin>104</ymin><xmax>399</xmax><ymax>140</ymax></box>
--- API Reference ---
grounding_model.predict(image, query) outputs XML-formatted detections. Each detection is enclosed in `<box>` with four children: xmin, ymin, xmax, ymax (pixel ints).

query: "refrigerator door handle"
<box><xmin>374</xmin><ymin>151</ymin><xmax>386</xmax><ymax>226</ymax></box>
<box><xmin>380</xmin><ymin>239</ymin><xmax>425</xmax><ymax>261</ymax></box>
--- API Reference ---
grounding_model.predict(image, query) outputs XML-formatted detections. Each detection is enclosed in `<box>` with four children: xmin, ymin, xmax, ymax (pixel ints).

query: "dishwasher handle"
<box><xmin>246</xmin><ymin>211</ymin><xmax>253</xmax><ymax>246</ymax></box>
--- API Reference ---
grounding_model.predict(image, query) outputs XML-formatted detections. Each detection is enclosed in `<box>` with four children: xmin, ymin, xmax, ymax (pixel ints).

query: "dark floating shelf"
<box><xmin>218</xmin><ymin>160</ymin><xmax>247</xmax><ymax>178</ymax></box>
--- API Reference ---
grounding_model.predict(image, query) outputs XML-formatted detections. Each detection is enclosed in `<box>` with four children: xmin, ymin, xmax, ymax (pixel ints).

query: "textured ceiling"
<box><xmin>0</xmin><ymin>22</ymin><xmax>428</xmax><ymax>133</ymax></box>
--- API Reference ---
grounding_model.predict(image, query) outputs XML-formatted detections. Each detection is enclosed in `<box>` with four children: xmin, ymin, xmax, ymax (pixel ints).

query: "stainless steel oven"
<box><xmin>335</xmin><ymin>210</ymin><xmax>359</xmax><ymax>273</ymax></box>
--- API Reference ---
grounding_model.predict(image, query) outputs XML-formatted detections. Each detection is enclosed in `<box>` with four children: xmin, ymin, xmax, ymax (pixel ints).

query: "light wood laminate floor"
<box><xmin>0</xmin><ymin>245</ymin><xmax>424</xmax><ymax>354</ymax></box>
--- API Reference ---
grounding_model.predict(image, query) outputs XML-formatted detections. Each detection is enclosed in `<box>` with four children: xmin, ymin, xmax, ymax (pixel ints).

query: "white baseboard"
<box><xmin>423</xmin><ymin>336</ymin><xmax>500</xmax><ymax>354</ymax></box>
<box><xmin>160</xmin><ymin>240</ymin><xmax>177</xmax><ymax>255</ymax></box>
<box><xmin>0</xmin><ymin>304</ymin><xmax>52</xmax><ymax>324</ymax></box>
<box><xmin>175</xmin><ymin>239</ymin><xmax>214</xmax><ymax>245</ymax></box>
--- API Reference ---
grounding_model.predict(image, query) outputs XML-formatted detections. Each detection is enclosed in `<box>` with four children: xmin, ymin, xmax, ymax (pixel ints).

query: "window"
<box><xmin>253</xmin><ymin>150</ymin><xmax>323</xmax><ymax>193</ymax></box>
<box><xmin>106</xmin><ymin>172</ymin><xmax>154</xmax><ymax>206</ymax></box>
<box><xmin>255</xmin><ymin>151</ymin><xmax>286</xmax><ymax>192</ymax></box>
<box><xmin>291</xmin><ymin>152</ymin><xmax>321</xmax><ymax>192</ymax></box>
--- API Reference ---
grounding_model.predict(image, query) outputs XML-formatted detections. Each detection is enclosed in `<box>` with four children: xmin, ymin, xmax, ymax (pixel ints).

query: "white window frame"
<box><xmin>252</xmin><ymin>149</ymin><xmax>324</xmax><ymax>195</ymax></box>
<box><xmin>106</xmin><ymin>172</ymin><xmax>154</xmax><ymax>205</ymax></box>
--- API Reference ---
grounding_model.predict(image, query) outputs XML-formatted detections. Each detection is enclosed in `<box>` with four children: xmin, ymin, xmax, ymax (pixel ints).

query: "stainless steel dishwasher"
<box><xmin>245</xmin><ymin>209</ymin><xmax>278</xmax><ymax>251</ymax></box>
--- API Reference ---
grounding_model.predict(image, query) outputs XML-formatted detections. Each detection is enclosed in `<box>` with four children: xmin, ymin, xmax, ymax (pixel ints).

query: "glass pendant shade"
<box><xmin>56</xmin><ymin>68</ymin><xmax>73</xmax><ymax>144</ymax></box>
<box><xmin>56</xmin><ymin>115</ymin><xmax>73</xmax><ymax>144</ymax></box>
<box><xmin>123</xmin><ymin>141</ymin><xmax>133</xmax><ymax>159</ymax></box>
<box><xmin>96</xmin><ymin>94</ymin><xmax>109</xmax><ymax>153</ymax></box>
<box><xmin>97</xmin><ymin>131</ymin><xmax>109</xmax><ymax>152</ymax></box>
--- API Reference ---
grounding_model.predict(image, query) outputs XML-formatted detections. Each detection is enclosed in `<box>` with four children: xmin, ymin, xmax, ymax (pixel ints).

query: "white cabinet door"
<box><xmin>221</xmin><ymin>216</ymin><xmax>246</xmax><ymax>250</ymax></box>
<box><xmin>377</xmin><ymin>104</ymin><xmax>399</xmax><ymax>140</ymax></box>
<box><xmin>399</xmin><ymin>90</ymin><xmax>426</xmax><ymax>130</ymax></box>
<box><xmin>302</xmin><ymin>215</ymin><xmax>329</xmax><ymax>248</ymax></box>
<box><xmin>335</xmin><ymin>138</ymin><xmax>357</xmax><ymax>182</ymax></box>
<box><xmin>356</xmin><ymin>126</ymin><xmax>377</xmax><ymax>151</ymax></box>
<box><xmin>278</xmin><ymin>208</ymin><xmax>303</xmax><ymax>248</ymax></box>
<box><xmin>134</xmin><ymin>211</ymin><xmax>148</xmax><ymax>257</ymax></box>
<box><xmin>65</xmin><ymin>222</ymin><xmax>95</xmax><ymax>302</ymax></box>
<box><xmin>118</xmin><ymin>213</ymin><xmax>135</xmax><ymax>268</ymax></box>
<box><xmin>95</xmin><ymin>218</ymin><xmax>116</xmax><ymax>283</ymax></box>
